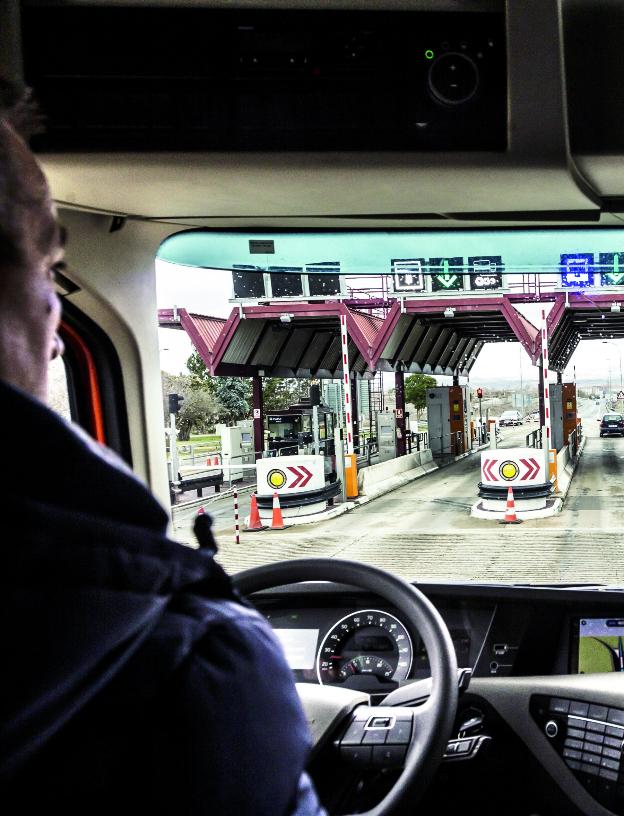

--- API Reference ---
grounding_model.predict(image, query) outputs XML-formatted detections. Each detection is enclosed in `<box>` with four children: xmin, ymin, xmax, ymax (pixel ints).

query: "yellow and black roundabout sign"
<box><xmin>499</xmin><ymin>460</ymin><xmax>520</xmax><ymax>481</ymax></box>
<box><xmin>267</xmin><ymin>469</ymin><xmax>287</xmax><ymax>490</ymax></box>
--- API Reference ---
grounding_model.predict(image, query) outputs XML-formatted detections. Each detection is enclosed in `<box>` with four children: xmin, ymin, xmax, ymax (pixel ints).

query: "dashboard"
<box><xmin>253</xmin><ymin>582</ymin><xmax>624</xmax><ymax>813</ymax></box>
<box><xmin>254</xmin><ymin>582</ymin><xmax>624</xmax><ymax>697</ymax></box>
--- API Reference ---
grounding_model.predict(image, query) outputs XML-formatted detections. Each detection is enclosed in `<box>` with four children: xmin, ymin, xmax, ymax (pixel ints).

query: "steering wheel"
<box><xmin>234</xmin><ymin>558</ymin><xmax>458</xmax><ymax>816</ymax></box>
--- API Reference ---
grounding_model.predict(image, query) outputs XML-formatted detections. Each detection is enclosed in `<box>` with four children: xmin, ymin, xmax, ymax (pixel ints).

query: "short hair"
<box><xmin>0</xmin><ymin>79</ymin><xmax>46</xmax><ymax>268</ymax></box>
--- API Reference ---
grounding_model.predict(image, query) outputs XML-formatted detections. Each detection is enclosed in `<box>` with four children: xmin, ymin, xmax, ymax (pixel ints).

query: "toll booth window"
<box><xmin>232</xmin><ymin>267</ymin><xmax>265</xmax><ymax>298</ymax></box>
<box><xmin>269</xmin><ymin>268</ymin><xmax>303</xmax><ymax>297</ymax></box>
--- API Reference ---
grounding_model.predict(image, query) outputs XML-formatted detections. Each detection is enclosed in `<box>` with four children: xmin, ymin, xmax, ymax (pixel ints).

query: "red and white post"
<box><xmin>233</xmin><ymin>488</ymin><xmax>240</xmax><ymax>547</ymax></box>
<box><xmin>541</xmin><ymin>308</ymin><xmax>552</xmax><ymax>450</ymax></box>
<box><xmin>340</xmin><ymin>314</ymin><xmax>354</xmax><ymax>455</ymax></box>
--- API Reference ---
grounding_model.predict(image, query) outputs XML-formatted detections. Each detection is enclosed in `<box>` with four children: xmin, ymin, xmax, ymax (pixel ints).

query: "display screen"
<box><xmin>273</xmin><ymin>628</ymin><xmax>319</xmax><ymax>670</ymax></box>
<box><xmin>578</xmin><ymin>618</ymin><xmax>624</xmax><ymax>673</ymax></box>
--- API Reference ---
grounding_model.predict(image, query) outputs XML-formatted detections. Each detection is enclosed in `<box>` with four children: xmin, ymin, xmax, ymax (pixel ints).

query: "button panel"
<box><xmin>531</xmin><ymin>695</ymin><xmax>624</xmax><ymax>812</ymax></box>
<box><xmin>337</xmin><ymin>707</ymin><xmax>413</xmax><ymax>769</ymax></box>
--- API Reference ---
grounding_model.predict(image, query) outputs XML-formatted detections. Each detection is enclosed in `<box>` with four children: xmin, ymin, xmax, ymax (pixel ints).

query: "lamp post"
<box><xmin>602</xmin><ymin>341</ymin><xmax>623</xmax><ymax>389</ymax></box>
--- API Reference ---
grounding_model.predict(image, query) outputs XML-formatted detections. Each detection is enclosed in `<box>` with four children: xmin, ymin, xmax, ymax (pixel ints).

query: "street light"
<box><xmin>602</xmin><ymin>341</ymin><xmax>623</xmax><ymax>389</ymax></box>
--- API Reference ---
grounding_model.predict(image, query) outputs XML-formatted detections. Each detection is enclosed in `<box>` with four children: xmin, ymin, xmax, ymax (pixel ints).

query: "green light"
<box><xmin>425</xmin><ymin>49</ymin><xmax>435</xmax><ymax>60</ymax></box>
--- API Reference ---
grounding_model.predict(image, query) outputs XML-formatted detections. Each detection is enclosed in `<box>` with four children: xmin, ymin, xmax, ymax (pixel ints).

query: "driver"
<box><xmin>0</xmin><ymin>81</ymin><xmax>325</xmax><ymax>815</ymax></box>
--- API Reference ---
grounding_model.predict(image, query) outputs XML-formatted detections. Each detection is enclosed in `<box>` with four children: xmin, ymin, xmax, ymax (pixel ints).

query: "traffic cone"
<box><xmin>247</xmin><ymin>493</ymin><xmax>265</xmax><ymax>531</ymax></box>
<box><xmin>270</xmin><ymin>491</ymin><xmax>285</xmax><ymax>530</ymax></box>
<box><xmin>197</xmin><ymin>506</ymin><xmax>205</xmax><ymax>515</ymax></box>
<box><xmin>500</xmin><ymin>486</ymin><xmax>522</xmax><ymax>524</ymax></box>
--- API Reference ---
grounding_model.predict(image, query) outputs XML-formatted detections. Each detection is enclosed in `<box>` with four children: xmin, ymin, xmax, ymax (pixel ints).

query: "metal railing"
<box><xmin>526</xmin><ymin>428</ymin><xmax>543</xmax><ymax>449</ymax></box>
<box><xmin>568</xmin><ymin>423</ymin><xmax>583</xmax><ymax>459</ymax></box>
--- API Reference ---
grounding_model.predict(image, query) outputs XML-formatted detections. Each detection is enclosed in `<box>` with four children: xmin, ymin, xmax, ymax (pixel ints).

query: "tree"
<box><xmin>404</xmin><ymin>373</ymin><xmax>438</xmax><ymax>419</ymax></box>
<box><xmin>262</xmin><ymin>378</ymin><xmax>305</xmax><ymax>412</ymax></box>
<box><xmin>214</xmin><ymin>377</ymin><xmax>251</xmax><ymax>422</ymax></box>
<box><xmin>187</xmin><ymin>350</ymin><xmax>215</xmax><ymax>393</ymax></box>
<box><xmin>161</xmin><ymin>371</ymin><xmax>221</xmax><ymax>441</ymax></box>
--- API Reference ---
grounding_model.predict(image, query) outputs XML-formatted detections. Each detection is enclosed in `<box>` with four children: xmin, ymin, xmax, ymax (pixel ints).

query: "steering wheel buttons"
<box><xmin>341</xmin><ymin>746</ymin><xmax>372</xmax><ymax>766</ymax></box>
<box><xmin>363</xmin><ymin>729</ymin><xmax>387</xmax><ymax>745</ymax></box>
<box><xmin>372</xmin><ymin>745</ymin><xmax>407</xmax><ymax>767</ymax></box>
<box><xmin>341</xmin><ymin>721</ymin><xmax>367</xmax><ymax>745</ymax></box>
<box><xmin>386</xmin><ymin>720</ymin><xmax>412</xmax><ymax>745</ymax></box>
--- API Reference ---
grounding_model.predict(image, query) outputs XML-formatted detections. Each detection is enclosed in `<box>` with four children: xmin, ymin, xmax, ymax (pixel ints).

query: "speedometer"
<box><xmin>316</xmin><ymin>609</ymin><xmax>413</xmax><ymax>686</ymax></box>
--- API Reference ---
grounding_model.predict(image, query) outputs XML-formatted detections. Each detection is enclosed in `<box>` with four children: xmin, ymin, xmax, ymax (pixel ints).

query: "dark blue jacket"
<box><xmin>0</xmin><ymin>381</ymin><xmax>324</xmax><ymax>815</ymax></box>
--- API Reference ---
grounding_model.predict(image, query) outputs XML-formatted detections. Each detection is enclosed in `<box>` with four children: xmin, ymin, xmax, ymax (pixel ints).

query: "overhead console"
<box><xmin>21</xmin><ymin>7</ymin><xmax>506</xmax><ymax>152</ymax></box>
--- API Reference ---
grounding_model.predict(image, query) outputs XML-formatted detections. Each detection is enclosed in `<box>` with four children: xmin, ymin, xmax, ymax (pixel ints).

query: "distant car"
<box><xmin>499</xmin><ymin>410</ymin><xmax>523</xmax><ymax>426</ymax></box>
<box><xmin>596</xmin><ymin>400</ymin><xmax>600</xmax><ymax>405</ymax></box>
<box><xmin>528</xmin><ymin>410</ymin><xmax>540</xmax><ymax>423</ymax></box>
<box><xmin>599</xmin><ymin>413</ymin><xmax>624</xmax><ymax>437</ymax></box>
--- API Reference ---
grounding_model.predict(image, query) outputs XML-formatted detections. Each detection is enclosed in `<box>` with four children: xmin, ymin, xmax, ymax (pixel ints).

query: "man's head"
<box><xmin>0</xmin><ymin>80</ymin><xmax>63</xmax><ymax>403</ymax></box>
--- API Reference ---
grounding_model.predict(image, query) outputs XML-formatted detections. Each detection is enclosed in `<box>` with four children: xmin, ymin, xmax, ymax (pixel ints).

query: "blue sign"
<box><xmin>560</xmin><ymin>253</ymin><xmax>594</xmax><ymax>288</ymax></box>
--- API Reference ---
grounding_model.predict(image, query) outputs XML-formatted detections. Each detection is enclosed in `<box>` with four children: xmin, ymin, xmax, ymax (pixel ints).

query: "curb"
<box><xmin>172</xmin><ymin>481</ymin><xmax>257</xmax><ymax>518</ymax></box>
<box><xmin>471</xmin><ymin>497</ymin><xmax>562</xmax><ymax>521</ymax></box>
<box><xmin>470</xmin><ymin>436</ymin><xmax>586</xmax><ymax>521</ymax></box>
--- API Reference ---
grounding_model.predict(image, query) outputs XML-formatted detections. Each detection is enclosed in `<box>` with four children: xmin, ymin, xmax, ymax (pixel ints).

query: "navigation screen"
<box><xmin>578</xmin><ymin>619</ymin><xmax>624</xmax><ymax>673</ymax></box>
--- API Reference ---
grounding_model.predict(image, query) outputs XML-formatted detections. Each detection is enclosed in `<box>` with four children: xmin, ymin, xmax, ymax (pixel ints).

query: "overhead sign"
<box><xmin>256</xmin><ymin>455</ymin><xmax>325</xmax><ymax>497</ymax></box>
<box><xmin>430</xmin><ymin>257</ymin><xmax>464</xmax><ymax>292</ymax></box>
<box><xmin>481</xmin><ymin>448</ymin><xmax>547</xmax><ymax>486</ymax></box>
<box><xmin>599</xmin><ymin>252</ymin><xmax>624</xmax><ymax>286</ymax></box>
<box><xmin>392</xmin><ymin>258</ymin><xmax>426</xmax><ymax>292</ymax></box>
<box><xmin>468</xmin><ymin>256</ymin><xmax>504</xmax><ymax>290</ymax></box>
<box><xmin>560</xmin><ymin>253</ymin><xmax>595</xmax><ymax>288</ymax></box>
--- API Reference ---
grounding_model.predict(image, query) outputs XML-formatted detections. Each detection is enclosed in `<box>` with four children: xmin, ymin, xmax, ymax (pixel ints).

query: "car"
<box><xmin>498</xmin><ymin>410</ymin><xmax>523</xmax><ymax>427</ymax></box>
<box><xmin>9</xmin><ymin>3</ymin><xmax>624</xmax><ymax>816</ymax></box>
<box><xmin>599</xmin><ymin>413</ymin><xmax>624</xmax><ymax>437</ymax></box>
<box><xmin>527</xmin><ymin>410</ymin><xmax>540</xmax><ymax>423</ymax></box>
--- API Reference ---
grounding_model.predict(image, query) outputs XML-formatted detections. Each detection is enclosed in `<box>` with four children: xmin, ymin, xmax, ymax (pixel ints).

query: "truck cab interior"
<box><xmin>7</xmin><ymin>1</ymin><xmax>624</xmax><ymax>814</ymax></box>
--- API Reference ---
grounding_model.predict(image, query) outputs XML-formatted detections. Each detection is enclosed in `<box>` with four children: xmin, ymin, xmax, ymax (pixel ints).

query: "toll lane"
<box><xmin>211</xmin><ymin>407</ymin><xmax>624</xmax><ymax>586</ymax></box>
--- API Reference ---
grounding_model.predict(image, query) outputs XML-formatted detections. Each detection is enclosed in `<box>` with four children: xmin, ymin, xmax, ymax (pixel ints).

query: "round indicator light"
<box><xmin>267</xmin><ymin>469</ymin><xmax>287</xmax><ymax>489</ymax></box>
<box><xmin>425</xmin><ymin>49</ymin><xmax>435</xmax><ymax>60</ymax></box>
<box><xmin>499</xmin><ymin>461</ymin><xmax>519</xmax><ymax>481</ymax></box>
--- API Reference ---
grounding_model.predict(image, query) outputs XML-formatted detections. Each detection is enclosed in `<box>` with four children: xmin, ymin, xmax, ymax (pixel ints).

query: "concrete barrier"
<box><xmin>358</xmin><ymin>450</ymin><xmax>435</xmax><ymax>495</ymax></box>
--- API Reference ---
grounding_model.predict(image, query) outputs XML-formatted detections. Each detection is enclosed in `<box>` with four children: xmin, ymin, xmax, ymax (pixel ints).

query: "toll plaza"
<box><xmin>158</xmin><ymin>233</ymin><xmax>624</xmax><ymax>528</ymax></box>
<box><xmin>159</xmin><ymin>289</ymin><xmax>548</xmax><ymax>524</ymax></box>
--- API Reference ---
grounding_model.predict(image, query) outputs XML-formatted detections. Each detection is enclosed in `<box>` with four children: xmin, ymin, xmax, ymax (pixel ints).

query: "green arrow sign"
<box><xmin>430</xmin><ymin>257</ymin><xmax>463</xmax><ymax>292</ymax></box>
<box><xmin>600</xmin><ymin>252</ymin><xmax>624</xmax><ymax>285</ymax></box>
<box><xmin>436</xmin><ymin>273</ymin><xmax>459</xmax><ymax>288</ymax></box>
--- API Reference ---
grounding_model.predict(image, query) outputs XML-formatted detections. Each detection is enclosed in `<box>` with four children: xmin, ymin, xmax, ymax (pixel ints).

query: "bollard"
<box><xmin>233</xmin><ymin>488</ymin><xmax>240</xmax><ymax>546</ymax></box>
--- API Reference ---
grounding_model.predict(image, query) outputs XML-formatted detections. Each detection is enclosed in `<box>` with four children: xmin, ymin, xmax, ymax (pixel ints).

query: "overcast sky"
<box><xmin>156</xmin><ymin>260</ymin><xmax>624</xmax><ymax>391</ymax></box>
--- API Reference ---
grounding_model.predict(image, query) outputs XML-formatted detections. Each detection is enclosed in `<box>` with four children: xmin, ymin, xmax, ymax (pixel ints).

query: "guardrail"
<box><xmin>568</xmin><ymin>423</ymin><xmax>583</xmax><ymax>459</ymax></box>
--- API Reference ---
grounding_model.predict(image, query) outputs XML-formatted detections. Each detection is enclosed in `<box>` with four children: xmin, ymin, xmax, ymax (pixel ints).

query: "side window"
<box><xmin>48</xmin><ymin>356</ymin><xmax>72</xmax><ymax>422</ymax></box>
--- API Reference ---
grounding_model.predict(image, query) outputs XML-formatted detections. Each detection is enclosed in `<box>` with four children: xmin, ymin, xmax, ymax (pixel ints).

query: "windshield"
<box><xmin>157</xmin><ymin>228</ymin><xmax>624</xmax><ymax>586</ymax></box>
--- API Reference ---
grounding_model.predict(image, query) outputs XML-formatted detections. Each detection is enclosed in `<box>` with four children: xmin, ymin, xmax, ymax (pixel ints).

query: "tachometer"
<box><xmin>316</xmin><ymin>609</ymin><xmax>412</xmax><ymax>686</ymax></box>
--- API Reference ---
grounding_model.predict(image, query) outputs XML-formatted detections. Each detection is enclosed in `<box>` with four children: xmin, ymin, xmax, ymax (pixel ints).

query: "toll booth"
<box><xmin>236</xmin><ymin>419</ymin><xmax>254</xmax><ymax>463</ymax></box>
<box><xmin>548</xmin><ymin>382</ymin><xmax>577</xmax><ymax>451</ymax></box>
<box><xmin>426</xmin><ymin>385</ymin><xmax>470</xmax><ymax>457</ymax></box>
<box><xmin>266</xmin><ymin>401</ymin><xmax>336</xmax><ymax>458</ymax></box>
<box><xmin>376</xmin><ymin>411</ymin><xmax>397</xmax><ymax>462</ymax></box>
<box><xmin>216</xmin><ymin>424</ymin><xmax>244</xmax><ymax>480</ymax></box>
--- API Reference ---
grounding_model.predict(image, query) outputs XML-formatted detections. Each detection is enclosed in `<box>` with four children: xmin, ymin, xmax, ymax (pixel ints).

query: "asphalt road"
<box><xmin>194</xmin><ymin>399</ymin><xmax>624</xmax><ymax>586</ymax></box>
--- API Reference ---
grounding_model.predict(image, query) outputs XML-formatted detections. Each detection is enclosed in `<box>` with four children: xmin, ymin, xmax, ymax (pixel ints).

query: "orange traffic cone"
<box><xmin>499</xmin><ymin>486</ymin><xmax>522</xmax><ymax>524</ymax></box>
<box><xmin>270</xmin><ymin>491</ymin><xmax>285</xmax><ymax>530</ymax></box>
<box><xmin>247</xmin><ymin>493</ymin><xmax>265</xmax><ymax>531</ymax></box>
